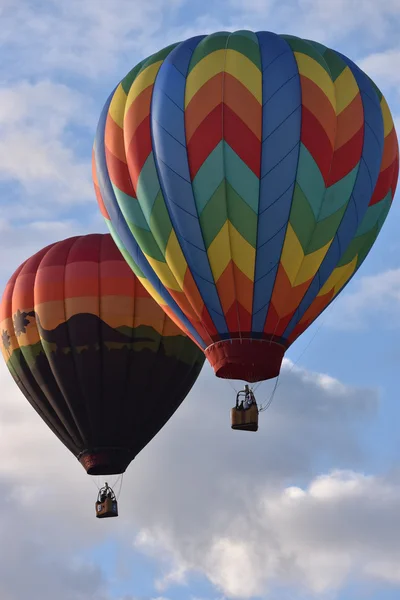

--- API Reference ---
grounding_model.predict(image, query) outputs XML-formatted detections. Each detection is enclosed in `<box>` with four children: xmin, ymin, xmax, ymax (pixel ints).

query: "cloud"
<box><xmin>0</xmin><ymin>80</ymin><xmax>93</xmax><ymax>207</ymax></box>
<box><xmin>359</xmin><ymin>49</ymin><xmax>400</xmax><ymax>93</ymax></box>
<box><xmin>136</xmin><ymin>468</ymin><xmax>400</xmax><ymax>598</ymax></box>
<box><xmin>221</xmin><ymin>0</ymin><xmax>400</xmax><ymax>47</ymax></box>
<box><xmin>0</xmin><ymin>353</ymin><xmax>380</xmax><ymax>599</ymax></box>
<box><xmin>0</xmin><ymin>0</ymin><xmax>185</xmax><ymax>79</ymax></box>
<box><xmin>327</xmin><ymin>269</ymin><xmax>400</xmax><ymax>330</ymax></box>
<box><xmin>126</xmin><ymin>362</ymin><xmax>380</xmax><ymax>598</ymax></box>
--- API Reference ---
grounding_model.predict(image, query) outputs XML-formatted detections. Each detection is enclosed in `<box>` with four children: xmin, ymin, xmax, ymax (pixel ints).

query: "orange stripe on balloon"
<box><xmin>334</xmin><ymin>94</ymin><xmax>363</xmax><ymax>150</ymax></box>
<box><xmin>327</xmin><ymin>125</ymin><xmax>364</xmax><ymax>186</ymax></box>
<box><xmin>224</xmin><ymin>104</ymin><xmax>261</xmax><ymax>177</ymax></box>
<box><xmin>185</xmin><ymin>73</ymin><xmax>223</xmax><ymax>142</ymax></box>
<box><xmin>223</xmin><ymin>73</ymin><xmax>262</xmax><ymax>140</ymax></box>
<box><xmin>301</xmin><ymin>106</ymin><xmax>334</xmax><ymax>184</ymax></box>
<box><xmin>300</xmin><ymin>75</ymin><xmax>336</xmax><ymax>147</ymax></box>
<box><xmin>215</xmin><ymin>262</ymin><xmax>236</xmax><ymax>318</ymax></box>
<box><xmin>126</xmin><ymin>114</ymin><xmax>152</xmax><ymax>192</ymax></box>
<box><xmin>34</xmin><ymin>281</ymin><xmax>65</xmax><ymax>305</ymax></box>
<box><xmin>93</xmin><ymin>181</ymin><xmax>111</xmax><ymax>220</ymax></box>
<box><xmin>182</xmin><ymin>269</ymin><xmax>218</xmax><ymax>339</ymax></box>
<box><xmin>288</xmin><ymin>289</ymin><xmax>334</xmax><ymax>344</ymax></box>
<box><xmin>105</xmin><ymin>146</ymin><xmax>136</xmax><ymax>197</ymax></box>
<box><xmin>124</xmin><ymin>86</ymin><xmax>153</xmax><ymax>146</ymax></box>
<box><xmin>100</xmin><ymin>260</ymin><xmax>142</xmax><ymax>283</ymax></box>
<box><xmin>187</xmin><ymin>104</ymin><xmax>222</xmax><ymax>179</ymax></box>
<box><xmin>381</xmin><ymin>127</ymin><xmax>398</xmax><ymax>171</ymax></box>
<box><xmin>370</xmin><ymin>162</ymin><xmax>398</xmax><ymax>206</ymax></box>
<box><xmin>392</xmin><ymin>151</ymin><xmax>399</xmax><ymax>198</ymax></box>
<box><xmin>232</xmin><ymin>262</ymin><xmax>254</xmax><ymax>316</ymax></box>
<box><xmin>105</xmin><ymin>114</ymin><xmax>127</xmax><ymax>164</ymax></box>
<box><xmin>267</xmin><ymin>264</ymin><xmax>311</xmax><ymax>320</ymax></box>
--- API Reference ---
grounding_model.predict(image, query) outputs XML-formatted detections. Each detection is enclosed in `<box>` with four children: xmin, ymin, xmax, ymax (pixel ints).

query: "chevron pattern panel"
<box><xmin>93</xmin><ymin>30</ymin><xmax>399</xmax><ymax>382</ymax></box>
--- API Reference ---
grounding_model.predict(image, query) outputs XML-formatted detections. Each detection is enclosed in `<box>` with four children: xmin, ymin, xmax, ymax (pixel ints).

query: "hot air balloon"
<box><xmin>92</xmin><ymin>31</ymin><xmax>398</xmax><ymax>420</ymax></box>
<box><xmin>0</xmin><ymin>234</ymin><xmax>205</xmax><ymax>516</ymax></box>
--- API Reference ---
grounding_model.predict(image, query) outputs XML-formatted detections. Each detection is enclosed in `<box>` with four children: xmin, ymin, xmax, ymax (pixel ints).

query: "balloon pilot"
<box><xmin>95</xmin><ymin>482</ymin><xmax>118</xmax><ymax>519</ymax></box>
<box><xmin>231</xmin><ymin>384</ymin><xmax>259</xmax><ymax>432</ymax></box>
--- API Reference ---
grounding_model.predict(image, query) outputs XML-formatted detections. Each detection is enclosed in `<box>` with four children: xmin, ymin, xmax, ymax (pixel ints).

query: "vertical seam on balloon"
<box><xmin>146</xmin><ymin>42</ymin><xmax>216</xmax><ymax>346</ymax></box>
<box><xmin>251</xmin><ymin>33</ymin><xmax>299</xmax><ymax>330</ymax></box>
<box><xmin>260</xmin><ymin>34</ymin><xmax>303</xmax><ymax>342</ymax></box>
<box><xmin>293</xmin><ymin>107</ymin><xmax>398</xmax><ymax>338</ymax></box>
<box><xmin>250</xmin><ymin>31</ymin><xmax>263</xmax><ymax>335</ymax></box>
<box><xmin>6</xmin><ymin>264</ymin><xmax>72</xmax><ymax>447</ymax></box>
<box><xmin>152</xmin><ymin>36</ymin><xmax>228</xmax><ymax>339</ymax></box>
<box><xmin>222</xmin><ymin>31</ymin><xmax>242</xmax><ymax>340</ymax></box>
<box><xmin>293</xmin><ymin>42</ymin><xmax>337</xmax><ymax>265</ymax></box>
<box><xmin>62</xmin><ymin>236</ymin><xmax>94</xmax><ymax>446</ymax></box>
<box><xmin>98</xmin><ymin>234</ymin><xmax>105</xmax><ymax>442</ymax></box>
<box><xmin>96</xmin><ymin>87</ymin><xmax>205</xmax><ymax>349</ymax></box>
<box><xmin>179</xmin><ymin>36</ymin><xmax>230</xmax><ymax>339</ymax></box>
<box><xmin>267</xmin><ymin>40</ymin><xmax>335</xmax><ymax>340</ymax></box>
<box><xmin>35</xmin><ymin>239</ymin><xmax>84</xmax><ymax>446</ymax></box>
<box><xmin>126</xmin><ymin>51</ymin><xmax>214</xmax><ymax>346</ymax></box>
<box><xmin>123</xmin><ymin>250</ymin><xmax>136</xmax><ymax>441</ymax></box>
<box><xmin>283</xmin><ymin>55</ymin><xmax>385</xmax><ymax>340</ymax></box>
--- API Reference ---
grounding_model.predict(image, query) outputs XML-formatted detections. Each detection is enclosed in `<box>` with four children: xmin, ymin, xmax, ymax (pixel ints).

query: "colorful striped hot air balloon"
<box><xmin>93</xmin><ymin>31</ymin><xmax>399</xmax><ymax>384</ymax></box>
<box><xmin>0</xmin><ymin>234</ymin><xmax>205</xmax><ymax>477</ymax></box>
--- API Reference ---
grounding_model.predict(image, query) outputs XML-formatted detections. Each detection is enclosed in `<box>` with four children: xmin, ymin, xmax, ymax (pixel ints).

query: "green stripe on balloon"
<box><xmin>187</xmin><ymin>32</ymin><xmax>230</xmax><ymax>73</ymax></box>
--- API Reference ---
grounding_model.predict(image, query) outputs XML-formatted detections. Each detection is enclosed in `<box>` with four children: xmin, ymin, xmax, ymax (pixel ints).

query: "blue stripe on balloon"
<box><xmin>93</xmin><ymin>91</ymin><xmax>206</xmax><ymax>349</ymax></box>
<box><xmin>283</xmin><ymin>55</ymin><xmax>385</xmax><ymax>339</ymax></box>
<box><xmin>252</xmin><ymin>31</ymin><xmax>301</xmax><ymax>333</ymax></box>
<box><xmin>150</xmin><ymin>35</ymin><xmax>230</xmax><ymax>337</ymax></box>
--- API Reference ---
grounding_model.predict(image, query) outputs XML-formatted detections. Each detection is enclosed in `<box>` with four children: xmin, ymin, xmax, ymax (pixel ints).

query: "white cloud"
<box><xmin>327</xmin><ymin>269</ymin><xmax>400</xmax><ymax>330</ymax></box>
<box><xmin>136</xmin><ymin>469</ymin><xmax>400</xmax><ymax>598</ymax></box>
<box><xmin>359</xmin><ymin>49</ymin><xmax>400</xmax><ymax>93</ymax></box>
<box><xmin>0</xmin><ymin>80</ymin><xmax>93</xmax><ymax>204</ymax></box>
<box><xmin>0</xmin><ymin>0</ymin><xmax>185</xmax><ymax>78</ymax></box>
<box><xmin>294</xmin><ymin>0</ymin><xmax>400</xmax><ymax>41</ymax></box>
<box><xmin>0</xmin><ymin>354</ymin><xmax>381</xmax><ymax>599</ymax></box>
<box><xmin>221</xmin><ymin>0</ymin><xmax>400</xmax><ymax>46</ymax></box>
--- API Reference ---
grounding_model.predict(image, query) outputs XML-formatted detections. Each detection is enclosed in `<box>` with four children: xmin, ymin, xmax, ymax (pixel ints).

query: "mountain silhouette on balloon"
<box><xmin>36</xmin><ymin>312</ymin><xmax>155</xmax><ymax>348</ymax></box>
<box><xmin>4</xmin><ymin>309</ymin><xmax>204</xmax><ymax>460</ymax></box>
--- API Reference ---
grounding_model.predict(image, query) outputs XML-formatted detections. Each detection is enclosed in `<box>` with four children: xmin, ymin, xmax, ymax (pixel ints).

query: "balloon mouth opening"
<box><xmin>205</xmin><ymin>337</ymin><xmax>287</xmax><ymax>383</ymax></box>
<box><xmin>78</xmin><ymin>448</ymin><xmax>135</xmax><ymax>476</ymax></box>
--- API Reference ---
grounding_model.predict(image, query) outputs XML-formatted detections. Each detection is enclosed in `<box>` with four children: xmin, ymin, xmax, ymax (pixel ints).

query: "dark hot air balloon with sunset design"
<box><xmin>0</xmin><ymin>234</ymin><xmax>205</xmax><ymax>509</ymax></box>
<box><xmin>92</xmin><ymin>30</ymin><xmax>398</xmax><ymax>388</ymax></box>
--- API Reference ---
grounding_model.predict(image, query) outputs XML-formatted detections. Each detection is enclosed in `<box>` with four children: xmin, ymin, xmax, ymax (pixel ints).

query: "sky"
<box><xmin>0</xmin><ymin>0</ymin><xmax>400</xmax><ymax>598</ymax></box>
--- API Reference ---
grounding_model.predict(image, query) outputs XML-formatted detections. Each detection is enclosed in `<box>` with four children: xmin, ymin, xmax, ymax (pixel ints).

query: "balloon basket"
<box><xmin>231</xmin><ymin>404</ymin><xmax>259</xmax><ymax>432</ymax></box>
<box><xmin>95</xmin><ymin>483</ymin><xmax>119</xmax><ymax>518</ymax></box>
<box><xmin>96</xmin><ymin>497</ymin><xmax>118</xmax><ymax>518</ymax></box>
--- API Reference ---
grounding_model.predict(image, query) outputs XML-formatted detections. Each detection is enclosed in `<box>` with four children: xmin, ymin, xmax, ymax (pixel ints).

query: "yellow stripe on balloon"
<box><xmin>185</xmin><ymin>50</ymin><xmax>226</xmax><ymax>108</ymax></box>
<box><xmin>207</xmin><ymin>221</ymin><xmax>231</xmax><ymax>282</ymax></box>
<box><xmin>318</xmin><ymin>255</ymin><xmax>358</xmax><ymax>296</ymax></box>
<box><xmin>294</xmin><ymin>239</ymin><xmax>332</xmax><ymax>286</ymax></box>
<box><xmin>224</xmin><ymin>50</ymin><xmax>262</xmax><ymax>104</ymax></box>
<box><xmin>125</xmin><ymin>61</ymin><xmax>163</xmax><ymax>113</ymax></box>
<box><xmin>294</xmin><ymin>53</ymin><xmax>336</xmax><ymax>111</ymax></box>
<box><xmin>144</xmin><ymin>254</ymin><xmax>183</xmax><ymax>292</ymax></box>
<box><xmin>229</xmin><ymin>223</ymin><xmax>256</xmax><ymax>281</ymax></box>
<box><xmin>334</xmin><ymin>67</ymin><xmax>359</xmax><ymax>115</ymax></box>
<box><xmin>137</xmin><ymin>276</ymin><xmax>165</xmax><ymax>306</ymax></box>
<box><xmin>381</xmin><ymin>95</ymin><xmax>394</xmax><ymax>137</ymax></box>
<box><xmin>185</xmin><ymin>49</ymin><xmax>262</xmax><ymax>108</ymax></box>
<box><xmin>165</xmin><ymin>230</ymin><xmax>189</xmax><ymax>289</ymax></box>
<box><xmin>109</xmin><ymin>83</ymin><xmax>128</xmax><ymax>129</ymax></box>
<box><xmin>280</xmin><ymin>224</ymin><xmax>304</xmax><ymax>286</ymax></box>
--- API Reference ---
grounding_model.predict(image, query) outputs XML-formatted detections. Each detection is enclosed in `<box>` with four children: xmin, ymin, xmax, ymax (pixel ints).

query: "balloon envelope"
<box><xmin>0</xmin><ymin>234</ymin><xmax>205</xmax><ymax>474</ymax></box>
<box><xmin>93</xmin><ymin>31</ymin><xmax>399</xmax><ymax>383</ymax></box>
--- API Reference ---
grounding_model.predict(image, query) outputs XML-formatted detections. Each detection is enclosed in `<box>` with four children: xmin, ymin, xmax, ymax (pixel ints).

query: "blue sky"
<box><xmin>0</xmin><ymin>0</ymin><xmax>400</xmax><ymax>599</ymax></box>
